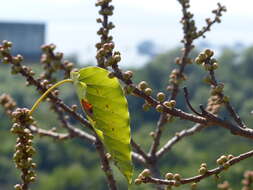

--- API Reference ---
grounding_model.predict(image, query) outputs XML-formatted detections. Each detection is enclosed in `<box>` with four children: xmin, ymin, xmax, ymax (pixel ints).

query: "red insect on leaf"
<box><xmin>81</xmin><ymin>99</ymin><xmax>93</xmax><ymax>117</ymax></box>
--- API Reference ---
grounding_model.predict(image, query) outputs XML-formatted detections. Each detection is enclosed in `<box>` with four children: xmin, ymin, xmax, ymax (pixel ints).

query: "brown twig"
<box><xmin>142</xmin><ymin>149</ymin><xmax>253</xmax><ymax>186</ymax></box>
<box><xmin>194</xmin><ymin>3</ymin><xmax>227</xmax><ymax>39</ymax></box>
<box><xmin>156</xmin><ymin>124</ymin><xmax>205</xmax><ymax>158</ymax></box>
<box><xmin>131</xmin><ymin>139</ymin><xmax>149</xmax><ymax>163</ymax></box>
<box><xmin>206</xmin><ymin>56</ymin><xmax>246</xmax><ymax>129</ymax></box>
<box><xmin>95</xmin><ymin>137</ymin><xmax>118</xmax><ymax>190</ymax></box>
<box><xmin>28</xmin><ymin>125</ymin><xmax>72</xmax><ymax>140</ymax></box>
<box><xmin>148</xmin><ymin>114</ymin><xmax>168</xmax><ymax>158</ymax></box>
<box><xmin>183</xmin><ymin>87</ymin><xmax>203</xmax><ymax>116</ymax></box>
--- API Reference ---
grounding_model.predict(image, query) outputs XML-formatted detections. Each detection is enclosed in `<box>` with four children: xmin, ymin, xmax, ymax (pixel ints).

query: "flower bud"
<box><xmin>227</xmin><ymin>154</ymin><xmax>234</xmax><ymax>160</ymax></box>
<box><xmin>142</xmin><ymin>103</ymin><xmax>151</xmax><ymax>111</ymax></box>
<box><xmin>223</xmin><ymin>162</ymin><xmax>230</xmax><ymax>170</ymax></box>
<box><xmin>174</xmin><ymin>173</ymin><xmax>181</xmax><ymax>180</ymax></box>
<box><xmin>149</xmin><ymin>131</ymin><xmax>155</xmax><ymax>138</ymax></box>
<box><xmin>216</xmin><ymin>158</ymin><xmax>223</xmax><ymax>165</ymax></box>
<box><xmin>123</xmin><ymin>72</ymin><xmax>132</xmax><ymax>80</ymax></box>
<box><xmin>212</xmin><ymin>62</ymin><xmax>219</xmax><ymax>70</ymax></box>
<box><xmin>123</xmin><ymin>71</ymin><xmax>133</xmax><ymax>80</ymax></box>
<box><xmin>170</xmin><ymin>100</ymin><xmax>176</xmax><ymax>108</ymax></box>
<box><xmin>157</xmin><ymin>92</ymin><xmax>166</xmax><ymax>102</ymax></box>
<box><xmin>200</xmin><ymin>163</ymin><xmax>207</xmax><ymax>168</ymax></box>
<box><xmin>155</xmin><ymin>104</ymin><xmax>163</xmax><ymax>112</ymax></box>
<box><xmin>198</xmin><ymin>53</ymin><xmax>207</xmax><ymax>62</ymax></box>
<box><xmin>199</xmin><ymin>167</ymin><xmax>207</xmax><ymax>175</ymax></box>
<box><xmin>191</xmin><ymin>183</ymin><xmax>197</xmax><ymax>189</ymax></box>
<box><xmin>165</xmin><ymin>173</ymin><xmax>174</xmax><ymax>180</ymax></box>
<box><xmin>14</xmin><ymin>184</ymin><xmax>22</xmax><ymax>190</ymax></box>
<box><xmin>144</xmin><ymin>88</ymin><xmax>152</xmax><ymax>96</ymax></box>
<box><xmin>195</xmin><ymin>57</ymin><xmax>203</xmax><ymax>65</ymax></box>
<box><xmin>138</xmin><ymin>81</ymin><xmax>148</xmax><ymax>91</ymax></box>
<box><xmin>141</xmin><ymin>169</ymin><xmax>151</xmax><ymax>177</ymax></box>
<box><xmin>204</xmin><ymin>49</ymin><xmax>214</xmax><ymax>58</ymax></box>
<box><xmin>134</xmin><ymin>178</ymin><xmax>142</xmax><ymax>185</ymax></box>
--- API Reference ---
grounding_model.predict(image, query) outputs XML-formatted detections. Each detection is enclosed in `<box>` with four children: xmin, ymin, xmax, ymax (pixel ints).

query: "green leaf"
<box><xmin>71</xmin><ymin>66</ymin><xmax>133</xmax><ymax>184</ymax></box>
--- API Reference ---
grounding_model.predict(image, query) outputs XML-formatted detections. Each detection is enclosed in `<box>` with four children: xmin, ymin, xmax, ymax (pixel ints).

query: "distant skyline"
<box><xmin>1</xmin><ymin>0</ymin><xmax>253</xmax><ymax>67</ymax></box>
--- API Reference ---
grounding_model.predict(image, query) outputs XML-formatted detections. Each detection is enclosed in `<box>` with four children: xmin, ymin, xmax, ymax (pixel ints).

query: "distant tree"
<box><xmin>137</xmin><ymin>40</ymin><xmax>157</xmax><ymax>58</ymax></box>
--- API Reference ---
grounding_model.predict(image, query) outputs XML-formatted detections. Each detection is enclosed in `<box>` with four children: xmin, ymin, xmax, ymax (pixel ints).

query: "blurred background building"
<box><xmin>0</xmin><ymin>22</ymin><xmax>45</xmax><ymax>62</ymax></box>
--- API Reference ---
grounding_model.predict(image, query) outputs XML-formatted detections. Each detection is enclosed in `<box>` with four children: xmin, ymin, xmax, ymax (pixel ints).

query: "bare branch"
<box><xmin>183</xmin><ymin>87</ymin><xmax>203</xmax><ymax>116</ymax></box>
<box><xmin>142</xmin><ymin>149</ymin><xmax>253</xmax><ymax>186</ymax></box>
<box><xmin>52</xmin><ymin>105</ymin><xmax>96</xmax><ymax>142</ymax></box>
<box><xmin>205</xmin><ymin>56</ymin><xmax>246</xmax><ymax>129</ymax></box>
<box><xmin>95</xmin><ymin>137</ymin><xmax>118</xmax><ymax>190</ymax></box>
<box><xmin>149</xmin><ymin>114</ymin><xmax>168</xmax><ymax>157</ymax></box>
<box><xmin>156</xmin><ymin>124</ymin><xmax>205</xmax><ymax>158</ymax></box>
<box><xmin>132</xmin><ymin>152</ymin><xmax>146</xmax><ymax>164</ymax></box>
<box><xmin>224</xmin><ymin>102</ymin><xmax>246</xmax><ymax>128</ymax></box>
<box><xmin>194</xmin><ymin>3</ymin><xmax>227</xmax><ymax>39</ymax></box>
<box><xmin>28</xmin><ymin>125</ymin><xmax>72</xmax><ymax>140</ymax></box>
<box><xmin>131</xmin><ymin>139</ymin><xmax>149</xmax><ymax>162</ymax></box>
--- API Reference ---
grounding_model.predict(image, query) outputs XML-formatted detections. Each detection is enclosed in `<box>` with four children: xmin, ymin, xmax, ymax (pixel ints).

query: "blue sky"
<box><xmin>1</xmin><ymin>0</ymin><xmax>253</xmax><ymax>67</ymax></box>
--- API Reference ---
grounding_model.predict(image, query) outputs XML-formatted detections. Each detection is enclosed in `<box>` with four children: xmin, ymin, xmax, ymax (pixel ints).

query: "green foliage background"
<box><xmin>1</xmin><ymin>46</ymin><xmax>253</xmax><ymax>189</ymax></box>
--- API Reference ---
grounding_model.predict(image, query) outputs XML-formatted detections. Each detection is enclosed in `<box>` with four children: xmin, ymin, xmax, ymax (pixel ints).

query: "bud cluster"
<box><xmin>206</xmin><ymin>95</ymin><xmax>223</xmax><ymax>115</ymax></box>
<box><xmin>0</xmin><ymin>94</ymin><xmax>16</xmax><ymax>116</ymax></box>
<box><xmin>0</xmin><ymin>41</ymin><xmax>38</xmax><ymax>83</ymax></box>
<box><xmin>164</xmin><ymin>172</ymin><xmax>182</xmax><ymax>187</ymax></box>
<box><xmin>212</xmin><ymin>3</ymin><xmax>227</xmax><ymax>23</ymax></box>
<box><xmin>163</xmin><ymin>100</ymin><xmax>176</xmax><ymax>109</ymax></box>
<box><xmin>210</xmin><ymin>83</ymin><xmax>224</xmax><ymax>95</ymax></box>
<box><xmin>197</xmin><ymin>3</ymin><xmax>226</xmax><ymax>39</ymax></box>
<box><xmin>191</xmin><ymin>182</ymin><xmax>197</xmax><ymax>190</ymax></box>
<box><xmin>198</xmin><ymin>163</ymin><xmax>208</xmax><ymax>175</ymax></box>
<box><xmin>124</xmin><ymin>84</ymin><xmax>135</xmax><ymax>95</ymax></box>
<box><xmin>216</xmin><ymin>154</ymin><xmax>234</xmax><ymax>170</ymax></box>
<box><xmin>134</xmin><ymin>169</ymin><xmax>151</xmax><ymax>185</ymax></box>
<box><xmin>40</xmin><ymin>44</ymin><xmax>74</xmax><ymax>80</ymax></box>
<box><xmin>140</xmin><ymin>83</ymin><xmax>176</xmax><ymax>112</ymax></box>
<box><xmin>217</xmin><ymin>181</ymin><xmax>231</xmax><ymax>190</ymax></box>
<box><xmin>0</xmin><ymin>40</ymin><xmax>12</xmax><ymax>63</ymax></box>
<box><xmin>178</xmin><ymin>0</ymin><xmax>198</xmax><ymax>43</ymax></box>
<box><xmin>242</xmin><ymin>171</ymin><xmax>253</xmax><ymax>190</ymax></box>
<box><xmin>11</xmin><ymin>108</ymin><xmax>37</xmax><ymax>190</ymax></box>
<box><xmin>171</xmin><ymin>69</ymin><xmax>186</xmax><ymax>84</ymax></box>
<box><xmin>136</xmin><ymin>81</ymin><xmax>155</xmax><ymax>111</ymax></box>
<box><xmin>95</xmin><ymin>0</ymin><xmax>120</xmax><ymax>68</ymax></box>
<box><xmin>167</xmin><ymin>69</ymin><xmax>187</xmax><ymax>92</ymax></box>
<box><xmin>195</xmin><ymin>49</ymin><xmax>219</xmax><ymax>71</ymax></box>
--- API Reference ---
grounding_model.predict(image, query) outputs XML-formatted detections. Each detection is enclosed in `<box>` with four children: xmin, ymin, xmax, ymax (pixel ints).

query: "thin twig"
<box><xmin>149</xmin><ymin>114</ymin><xmax>168</xmax><ymax>157</ymax></box>
<box><xmin>95</xmin><ymin>137</ymin><xmax>118</xmax><ymax>190</ymax></box>
<box><xmin>28</xmin><ymin>125</ymin><xmax>72</xmax><ymax>140</ymax></box>
<box><xmin>207</xmin><ymin>59</ymin><xmax>246</xmax><ymax>129</ymax></box>
<box><xmin>183</xmin><ymin>87</ymin><xmax>203</xmax><ymax>116</ymax></box>
<box><xmin>156</xmin><ymin>124</ymin><xmax>205</xmax><ymax>158</ymax></box>
<box><xmin>194</xmin><ymin>3</ymin><xmax>226</xmax><ymax>39</ymax></box>
<box><xmin>224</xmin><ymin>102</ymin><xmax>246</xmax><ymax>128</ymax></box>
<box><xmin>131</xmin><ymin>139</ymin><xmax>149</xmax><ymax>162</ymax></box>
<box><xmin>132</xmin><ymin>152</ymin><xmax>146</xmax><ymax>164</ymax></box>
